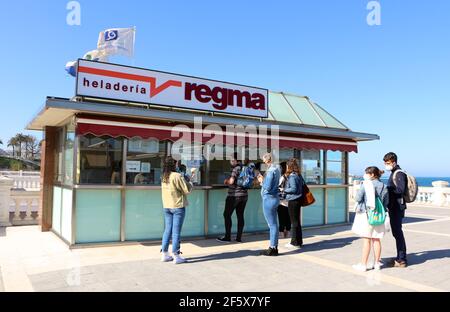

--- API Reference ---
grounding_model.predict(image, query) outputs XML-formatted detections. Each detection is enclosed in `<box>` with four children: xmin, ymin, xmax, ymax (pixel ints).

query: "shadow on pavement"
<box><xmin>187</xmin><ymin>236</ymin><xmax>360</xmax><ymax>263</ymax></box>
<box><xmin>300</xmin><ymin>236</ymin><xmax>359</xmax><ymax>253</ymax></box>
<box><xmin>402</xmin><ymin>249</ymin><xmax>450</xmax><ymax>267</ymax></box>
<box><xmin>187</xmin><ymin>249</ymin><xmax>260</xmax><ymax>263</ymax></box>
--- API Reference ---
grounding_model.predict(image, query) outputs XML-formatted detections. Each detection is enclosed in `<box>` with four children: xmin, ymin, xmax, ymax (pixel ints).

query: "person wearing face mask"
<box><xmin>217</xmin><ymin>153</ymin><xmax>248</xmax><ymax>243</ymax></box>
<box><xmin>383</xmin><ymin>152</ymin><xmax>408</xmax><ymax>268</ymax></box>
<box><xmin>257</xmin><ymin>153</ymin><xmax>282</xmax><ymax>256</ymax></box>
<box><xmin>352</xmin><ymin>166</ymin><xmax>389</xmax><ymax>272</ymax></box>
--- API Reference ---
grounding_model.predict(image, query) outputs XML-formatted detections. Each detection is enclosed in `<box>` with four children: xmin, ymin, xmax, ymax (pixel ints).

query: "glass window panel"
<box><xmin>268</xmin><ymin>93</ymin><xmax>301</xmax><ymax>124</ymax></box>
<box><xmin>301</xmin><ymin>150</ymin><xmax>324</xmax><ymax>185</ymax></box>
<box><xmin>52</xmin><ymin>186</ymin><xmax>62</xmax><ymax>234</ymax></box>
<box><xmin>54</xmin><ymin>129</ymin><xmax>64</xmax><ymax>183</ymax></box>
<box><xmin>311</xmin><ymin>103</ymin><xmax>347</xmax><ymax>129</ymax></box>
<box><xmin>171</xmin><ymin>142</ymin><xmax>206</xmax><ymax>186</ymax></box>
<box><xmin>283</xmin><ymin>95</ymin><xmax>324</xmax><ymax>126</ymax></box>
<box><xmin>126</xmin><ymin>138</ymin><xmax>166</xmax><ymax>185</ymax></box>
<box><xmin>124</xmin><ymin>189</ymin><xmax>164</xmax><ymax>240</ymax></box>
<box><xmin>207</xmin><ymin>189</ymin><xmax>268</xmax><ymax>235</ymax></box>
<box><xmin>327</xmin><ymin>151</ymin><xmax>342</xmax><ymax>161</ymax></box>
<box><xmin>64</xmin><ymin>130</ymin><xmax>74</xmax><ymax>185</ymax></box>
<box><xmin>78</xmin><ymin>135</ymin><xmax>123</xmax><ymax>184</ymax></box>
<box><xmin>302</xmin><ymin>188</ymin><xmax>324</xmax><ymax>226</ymax></box>
<box><xmin>327</xmin><ymin>188</ymin><xmax>347</xmax><ymax>224</ymax></box>
<box><xmin>75</xmin><ymin>189</ymin><xmax>121</xmax><ymax>243</ymax></box>
<box><xmin>61</xmin><ymin>188</ymin><xmax>73</xmax><ymax>242</ymax></box>
<box><xmin>327</xmin><ymin>161</ymin><xmax>343</xmax><ymax>184</ymax></box>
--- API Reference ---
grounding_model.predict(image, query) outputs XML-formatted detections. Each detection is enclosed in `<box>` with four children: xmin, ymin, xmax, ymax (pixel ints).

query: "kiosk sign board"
<box><xmin>76</xmin><ymin>59</ymin><xmax>269</xmax><ymax>118</ymax></box>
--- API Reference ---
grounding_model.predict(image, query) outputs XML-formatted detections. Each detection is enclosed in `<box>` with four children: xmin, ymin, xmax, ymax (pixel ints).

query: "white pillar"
<box><xmin>0</xmin><ymin>176</ymin><xmax>14</xmax><ymax>226</ymax></box>
<box><xmin>432</xmin><ymin>181</ymin><xmax>449</xmax><ymax>206</ymax></box>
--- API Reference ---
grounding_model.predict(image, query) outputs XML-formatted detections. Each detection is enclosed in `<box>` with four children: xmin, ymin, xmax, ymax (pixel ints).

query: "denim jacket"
<box><xmin>284</xmin><ymin>173</ymin><xmax>304</xmax><ymax>201</ymax></box>
<box><xmin>355</xmin><ymin>179</ymin><xmax>389</xmax><ymax>213</ymax></box>
<box><xmin>261</xmin><ymin>164</ymin><xmax>281</xmax><ymax>197</ymax></box>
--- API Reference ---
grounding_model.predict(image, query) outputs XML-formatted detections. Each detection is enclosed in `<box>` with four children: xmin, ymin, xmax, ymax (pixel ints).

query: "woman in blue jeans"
<box><xmin>161</xmin><ymin>156</ymin><xmax>193</xmax><ymax>264</ymax></box>
<box><xmin>257</xmin><ymin>153</ymin><xmax>281</xmax><ymax>256</ymax></box>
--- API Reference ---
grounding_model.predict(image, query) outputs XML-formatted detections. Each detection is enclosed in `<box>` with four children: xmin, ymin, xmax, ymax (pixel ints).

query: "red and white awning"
<box><xmin>76</xmin><ymin>117</ymin><xmax>358</xmax><ymax>153</ymax></box>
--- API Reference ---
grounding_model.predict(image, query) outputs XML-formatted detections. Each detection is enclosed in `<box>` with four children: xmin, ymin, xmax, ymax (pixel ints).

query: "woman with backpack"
<box><xmin>281</xmin><ymin>158</ymin><xmax>305</xmax><ymax>249</ymax></box>
<box><xmin>352</xmin><ymin>166</ymin><xmax>389</xmax><ymax>271</ymax></box>
<box><xmin>161</xmin><ymin>156</ymin><xmax>193</xmax><ymax>264</ymax></box>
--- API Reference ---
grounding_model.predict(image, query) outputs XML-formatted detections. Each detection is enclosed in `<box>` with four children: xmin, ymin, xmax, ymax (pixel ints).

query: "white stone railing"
<box><xmin>0</xmin><ymin>170</ymin><xmax>40</xmax><ymax>177</ymax></box>
<box><xmin>10</xmin><ymin>176</ymin><xmax>41</xmax><ymax>190</ymax></box>
<box><xmin>0</xmin><ymin>170</ymin><xmax>41</xmax><ymax>190</ymax></box>
<box><xmin>349</xmin><ymin>180</ymin><xmax>450</xmax><ymax>207</ymax></box>
<box><xmin>8</xmin><ymin>190</ymin><xmax>40</xmax><ymax>225</ymax></box>
<box><xmin>0</xmin><ymin>176</ymin><xmax>40</xmax><ymax>226</ymax></box>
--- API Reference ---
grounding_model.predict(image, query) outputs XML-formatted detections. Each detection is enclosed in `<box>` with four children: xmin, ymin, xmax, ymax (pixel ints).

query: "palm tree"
<box><xmin>15</xmin><ymin>133</ymin><xmax>26</xmax><ymax>158</ymax></box>
<box><xmin>7</xmin><ymin>137</ymin><xmax>18</xmax><ymax>156</ymax></box>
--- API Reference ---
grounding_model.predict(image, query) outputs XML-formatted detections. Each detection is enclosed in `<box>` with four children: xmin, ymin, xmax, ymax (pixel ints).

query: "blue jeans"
<box><xmin>161</xmin><ymin>208</ymin><xmax>186</xmax><ymax>254</ymax></box>
<box><xmin>262</xmin><ymin>195</ymin><xmax>279</xmax><ymax>248</ymax></box>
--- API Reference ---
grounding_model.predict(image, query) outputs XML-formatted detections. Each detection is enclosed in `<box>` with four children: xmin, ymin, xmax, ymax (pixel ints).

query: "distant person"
<box><xmin>277</xmin><ymin>162</ymin><xmax>290</xmax><ymax>238</ymax></box>
<box><xmin>217</xmin><ymin>153</ymin><xmax>248</xmax><ymax>243</ymax></box>
<box><xmin>282</xmin><ymin>158</ymin><xmax>305</xmax><ymax>249</ymax></box>
<box><xmin>352</xmin><ymin>166</ymin><xmax>389</xmax><ymax>272</ymax></box>
<box><xmin>257</xmin><ymin>153</ymin><xmax>281</xmax><ymax>256</ymax></box>
<box><xmin>161</xmin><ymin>156</ymin><xmax>193</xmax><ymax>264</ymax></box>
<box><xmin>134</xmin><ymin>172</ymin><xmax>146</xmax><ymax>184</ymax></box>
<box><xmin>384</xmin><ymin>152</ymin><xmax>408</xmax><ymax>267</ymax></box>
<box><xmin>110</xmin><ymin>161</ymin><xmax>121</xmax><ymax>184</ymax></box>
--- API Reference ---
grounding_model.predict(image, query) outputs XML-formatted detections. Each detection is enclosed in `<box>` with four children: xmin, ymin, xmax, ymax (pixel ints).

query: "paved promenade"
<box><xmin>1</xmin><ymin>204</ymin><xmax>450</xmax><ymax>292</ymax></box>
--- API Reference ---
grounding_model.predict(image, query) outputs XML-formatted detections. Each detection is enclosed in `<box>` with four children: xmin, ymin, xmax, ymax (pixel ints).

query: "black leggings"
<box><xmin>223</xmin><ymin>196</ymin><xmax>248</xmax><ymax>240</ymax></box>
<box><xmin>277</xmin><ymin>205</ymin><xmax>291</xmax><ymax>232</ymax></box>
<box><xmin>288</xmin><ymin>198</ymin><xmax>303</xmax><ymax>246</ymax></box>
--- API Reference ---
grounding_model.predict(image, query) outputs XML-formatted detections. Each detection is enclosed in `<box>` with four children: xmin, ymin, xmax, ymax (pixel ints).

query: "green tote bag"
<box><xmin>367</xmin><ymin>197</ymin><xmax>386</xmax><ymax>226</ymax></box>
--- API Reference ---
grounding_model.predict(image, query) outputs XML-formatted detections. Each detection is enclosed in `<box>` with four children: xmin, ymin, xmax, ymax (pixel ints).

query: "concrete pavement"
<box><xmin>1</xmin><ymin>204</ymin><xmax>450</xmax><ymax>292</ymax></box>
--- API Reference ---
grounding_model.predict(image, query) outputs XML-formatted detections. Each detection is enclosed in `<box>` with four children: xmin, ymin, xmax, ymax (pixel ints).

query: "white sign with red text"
<box><xmin>76</xmin><ymin>59</ymin><xmax>269</xmax><ymax>118</ymax></box>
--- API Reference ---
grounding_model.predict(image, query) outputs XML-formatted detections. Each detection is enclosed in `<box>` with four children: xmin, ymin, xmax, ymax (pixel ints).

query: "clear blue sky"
<box><xmin>0</xmin><ymin>0</ymin><xmax>449</xmax><ymax>176</ymax></box>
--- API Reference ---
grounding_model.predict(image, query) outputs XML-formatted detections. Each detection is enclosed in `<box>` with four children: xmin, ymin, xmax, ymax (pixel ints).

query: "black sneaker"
<box><xmin>235</xmin><ymin>238</ymin><xmax>242</xmax><ymax>243</ymax></box>
<box><xmin>216</xmin><ymin>237</ymin><xmax>231</xmax><ymax>243</ymax></box>
<box><xmin>260</xmin><ymin>247</ymin><xmax>279</xmax><ymax>256</ymax></box>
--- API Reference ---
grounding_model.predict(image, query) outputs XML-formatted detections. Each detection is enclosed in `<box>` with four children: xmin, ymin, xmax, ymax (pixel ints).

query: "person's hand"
<box><xmin>224</xmin><ymin>178</ymin><xmax>229</xmax><ymax>185</ymax></box>
<box><xmin>257</xmin><ymin>175</ymin><xmax>264</xmax><ymax>184</ymax></box>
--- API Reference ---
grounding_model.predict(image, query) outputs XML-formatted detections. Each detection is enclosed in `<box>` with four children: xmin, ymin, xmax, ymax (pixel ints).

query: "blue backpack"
<box><xmin>236</xmin><ymin>164</ymin><xmax>256</xmax><ymax>189</ymax></box>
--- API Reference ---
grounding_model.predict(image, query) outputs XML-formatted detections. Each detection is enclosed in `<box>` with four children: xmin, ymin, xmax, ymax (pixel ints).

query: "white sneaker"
<box><xmin>173</xmin><ymin>253</ymin><xmax>187</xmax><ymax>264</ymax></box>
<box><xmin>367</xmin><ymin>261</ymin><xmax>383</xmax><ymax>270</ymax></box>
<box><xmin>284</xmin><ymin>243</ymin><xmax>301</xmax><ymax>249</ymax></box>
<box><xmin>352</xmin><ymin>263</ymin><xmax>368</xmax><ymax>272</ymax></box>
<box><xmin>161</xmin><ymin>252</ymin><xmax>173</xmax><ymax>262</ymax></box>
<box><xmin>374</xmin><ymin>261</ymin><xmax>383</xmax><ymax>270</ymax></box>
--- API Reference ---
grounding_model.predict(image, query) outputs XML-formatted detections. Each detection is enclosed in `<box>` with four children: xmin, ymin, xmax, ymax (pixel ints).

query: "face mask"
<box><xmin>385</xmin><ymin>164</ymin><xmax>394</xmax><ymax>171</ymax></box>
<box><xmin>363</xmin><ymin>174</ymin><xmax>372</xmax><ymax>181</ymax></box>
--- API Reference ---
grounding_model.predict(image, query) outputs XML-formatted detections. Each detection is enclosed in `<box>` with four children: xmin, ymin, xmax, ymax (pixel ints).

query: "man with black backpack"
<box><xmin>217</xmin><ymin>153</ymin><xmax>251</xmax><ymax>243</ymax></box>
<box><xmin>383</xmin><ymin>152</ymin><xmax>408</xmax><ymax>267</ymax></box>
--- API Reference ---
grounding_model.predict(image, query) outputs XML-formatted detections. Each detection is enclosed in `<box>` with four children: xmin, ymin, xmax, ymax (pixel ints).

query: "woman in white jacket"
<box><xmin>352</xmin><ymin>166</ymin><xmax>389</xmax><ymax>272</ymax></box>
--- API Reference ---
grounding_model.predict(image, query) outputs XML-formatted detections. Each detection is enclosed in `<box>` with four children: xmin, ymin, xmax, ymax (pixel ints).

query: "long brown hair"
<box><xmin>162</xmin><ymin>156</ymin><xmax>177</xmax><ymax>183</ymax></box>
<box><xmin>286</xmin><ymin>158</ymin><xmax>301</xmax><ymax>176</ymax></box>
<box><xmin>365</xmin><ymin>166</ymin><xmax>384</xmax><ymax>179</ymax></box>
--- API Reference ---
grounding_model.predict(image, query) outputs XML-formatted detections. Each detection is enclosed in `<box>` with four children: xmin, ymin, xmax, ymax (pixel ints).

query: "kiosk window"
<box><xmin>78</xmin><ymin>135</ymin><xmax>123</xmax><ymax>184</ymax></box>
<box><xmin>326</xmin><ymin>151</ymin><xmax>345</xmax><ymax>185</ymax></box>
<box><xmin>301</xmin><ymin>150</ymin><xmax>324</xmax><ymax>185</ymax></box>
<box><xmin>125</xmin><ymin>138</ymin><xmax>167</xmax><ymax>185</ymax></box>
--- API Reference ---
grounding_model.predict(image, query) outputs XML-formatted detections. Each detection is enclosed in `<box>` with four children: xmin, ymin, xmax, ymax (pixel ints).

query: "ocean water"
<box><xmin>380</xmin><ymin>177</ymin><xmax>450</xmax><ymax>187</ymax></box>
<box><xmin>347</xmin><ymin>177</ymin><xmax>450</xmax><ymax>187</ymax></box>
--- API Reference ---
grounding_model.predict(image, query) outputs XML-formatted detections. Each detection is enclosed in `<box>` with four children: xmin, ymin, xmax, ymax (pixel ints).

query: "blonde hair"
<box><xmin>262</xmin><ymin>153</ymin><xmax>272</xmax><ymax>163</ymax></box>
